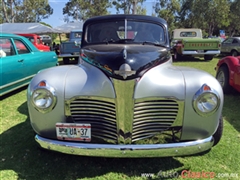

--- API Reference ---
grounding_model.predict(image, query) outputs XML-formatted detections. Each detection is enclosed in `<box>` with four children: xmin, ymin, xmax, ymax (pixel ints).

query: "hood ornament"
<box><xmin>114</xmin><ymin>63</ymin><xmax>136</xmax><ymax>79</ymax></box>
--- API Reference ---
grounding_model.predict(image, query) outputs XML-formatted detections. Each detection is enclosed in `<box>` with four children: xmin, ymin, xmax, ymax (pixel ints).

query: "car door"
<box><xmin>232</xmin><ymin>38</ymin><xmax>240</xmax><ymax>53</ymax></box>
<box><xmin>231</xmin><ymin>38</ymin><xmax>239</xmax><ymax>53</ymax></box>
<box><xmin>12</xmin><ymin>38</ymin><xmax>44</xmax><ymax>79</ymax></box>
<box><xmin>221</xmin><ymin>38</ymin><xmax>233</xmax><ymax>54</ymax></box>
<box><xmin>0</xmin><ymin>37</ymin><xmax>29</xmax><ymax>95</ymax></box>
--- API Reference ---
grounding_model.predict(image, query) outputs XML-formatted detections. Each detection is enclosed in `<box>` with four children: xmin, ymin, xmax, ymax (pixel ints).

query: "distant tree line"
<box><xmin>1</xmin><ymin>0</ymin><xmax>240</xmax><ymax>36</ymax></box>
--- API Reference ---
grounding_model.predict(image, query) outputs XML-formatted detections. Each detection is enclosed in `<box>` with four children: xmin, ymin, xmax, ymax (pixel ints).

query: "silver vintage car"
<box><xmin>27</xmin><ymin>15</ymin><xmax>224</xmax><ymax>158</ymax></box>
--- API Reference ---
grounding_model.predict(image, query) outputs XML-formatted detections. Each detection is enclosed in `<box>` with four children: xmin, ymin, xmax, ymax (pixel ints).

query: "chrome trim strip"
<box><xmin>0</xmin><ymin>74</ymin><xmax>35</xmax><ymax>89</ymax></box>
<box><xmin>65</xmin><ymin>96</ymin><xmax>117</xmax><ymax>142</ymax></box>
<box><xmin>35</xmin><ymin>135</ymin><xmax>214</xmax><ymax>157</ymax></box>
<box><xmin>0</xmin><ymin>82</ymin><xmax>29</xmax><ymax>96</ymax></box>
<box><xmin>112</xmin><ymin>79</ymin><xmax>135</xmax><ymax>144</ymax></box>
<box><xmin>133</xmin><ymin>97</ymin><xmax>184</xmax><ymax>141</ymax></box>
<box><xmin>65</xmin><ymin>96</ymin><xmax>115</xmax><ymax>116</ymax></box>
<box><xmin>182</xmin><ymin>50</ymin><xmax>220</xmax><ymax>55</ymax></box>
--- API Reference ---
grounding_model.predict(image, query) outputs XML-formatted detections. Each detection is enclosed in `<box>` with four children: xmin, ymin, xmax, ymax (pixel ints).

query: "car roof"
<box><xmin>226</xmin><ymin>37</ymin><xmax>240</xmax><ymax>40</ymax></box>
<box><xmin>84</xmin><ymin>14</ymin><xmax>167</xmax><ymax>26</ymax></box>
<box><xmin>0</xmin><ymin>33</ymin><xmax>26</xmax><ymax>38</ymax></box>
<box><xmin>17</xmin><ymin>33</ymin><xmax>39</xmax><ymax>37</ymax></box>
<box><xmin>71</xmin><ymin>30</ymin><xmax>82</xmax><ymax>32</ymax></box>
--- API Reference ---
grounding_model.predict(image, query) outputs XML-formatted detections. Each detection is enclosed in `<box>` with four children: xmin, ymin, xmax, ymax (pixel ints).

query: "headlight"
<box><xmin>31</xmin><ymin>81</ymin><xmax>57</xmax><ymax>113</ymax></box>
<box><xmin>193</xmin><ymin>84</ymin><xmax>220</xmax><ymax>117</ymax></box>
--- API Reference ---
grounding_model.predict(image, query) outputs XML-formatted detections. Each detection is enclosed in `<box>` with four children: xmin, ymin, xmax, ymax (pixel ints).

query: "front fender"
<box><xmin>217</xmin><ymin>56</ymin><xmax>240</xmax><ymax>86</ymax></box>
<box><xmin>27</xmin><ymin>64</ymin><xmax>115</xmax><ymax>138</ymax></box>
<box><xmin>178</xmin><ymin>66</ymin><xmax>224</xmax><ymax>140</ymax></box>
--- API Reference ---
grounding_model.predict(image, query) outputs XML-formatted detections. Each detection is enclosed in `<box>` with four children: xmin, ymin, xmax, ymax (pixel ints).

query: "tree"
<box><xmin>63</xmin><ymin>0</ymin><xmax>111</xmax><ymax>22</ymax></box>
<box><xmin>193</xmin><ymin>0</ymin><xmax>230</xmax><ymax>36</ymax></box>
<box><xmin>154</xmin><ymin>0</ymin><xmax>181</xmax><ymax>32</ymax></box>
<box><xmin>1</xmin><ymin>0</ymin><xmax>53</xmax><ymax>23</ymax></box>
<box><xmin>225</xmin><ymin>0</ymin><xmax>240</xmax><ymax>36</ymax></box>
<box><xmin>178</xmin><ymin>0</ymin><xmax>230</xmax><ymax>36</ymax></box>
<box><xmin>112</xmin><ymin>0</ymin><xmax>145</xmax><ymax>14</ymax></box>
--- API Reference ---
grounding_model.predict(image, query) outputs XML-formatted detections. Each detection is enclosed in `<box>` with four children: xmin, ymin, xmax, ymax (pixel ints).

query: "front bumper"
<box><xmin>182</xmin><ymin>50</ymin><xmax>220</xmax><ymax>56</ymax></box>
<box><xmin>58</xmin><ymin>53</ymin><xmax>79</xmax><ymax>58</ymax></box>
<box><xmin>36</xmin><ymin>135</ymin><xmax>214</xmax><ymax>157</ymax></box>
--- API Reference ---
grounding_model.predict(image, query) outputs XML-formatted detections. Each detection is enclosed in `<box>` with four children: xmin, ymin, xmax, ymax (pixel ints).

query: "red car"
<box><xmin>17</xmin><ymin>33</ymin><xmax>50</xmax><ymax>51</ymax></box>
<box><xmin>216</xmin><ymin>56</ymin><xmax>240</xmax><ymax>93</ymax></box>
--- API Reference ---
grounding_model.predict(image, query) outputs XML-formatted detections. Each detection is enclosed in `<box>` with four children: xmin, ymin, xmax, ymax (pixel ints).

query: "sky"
<box><xmin>43</xmin><ymin>0</ymin><xmax>157</xmax><ymax>28</ymax></box>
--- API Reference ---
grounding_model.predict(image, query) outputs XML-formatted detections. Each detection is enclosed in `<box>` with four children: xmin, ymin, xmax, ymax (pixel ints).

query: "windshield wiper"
<box><xmin>114</xmin><ymin>39</ymin><xmax>135</xmax><ymax>43</ymax></box>
<box><xmin>103</xmin><ymin>39</ymin><xmax>134</xmax><ymax>44</ymax></box>
<box><xmin>142</xmin><ymin>41</ymin><xmax>167</xmax><ymax>48</ymax></box>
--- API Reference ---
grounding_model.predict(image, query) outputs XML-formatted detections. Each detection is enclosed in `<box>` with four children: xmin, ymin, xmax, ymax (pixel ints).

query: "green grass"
<box><xmin>1</xmin><ymin>57</ymin><xmax>240</xmax><ymax>180</ymax></box>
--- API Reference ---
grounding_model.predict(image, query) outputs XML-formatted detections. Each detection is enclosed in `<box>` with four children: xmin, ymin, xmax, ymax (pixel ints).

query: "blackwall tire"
<box><xmin>174</xmin><ymin>51</ymin><xmax>181</xmax><ymax>60</ymax></box>
<box><xmin>216</xmin><ymin>66</ymin><xmax>232</xmax><ymax>93</ymax></box>
<box><xmin>204</xmin><ymin>55</ymin><xmax>213</xmax><ymax>61</ymax></box>
<box><xmin>213</xmin><ymin>115</ymin><xmax>223</xmax><ymax>146</ymax></box>
<box><xmin>63</xmin><ymin>57</ymin><xmax>70</xmax><ymax>64</ymax></box>
<box><xmin>231</xmin><ymin>50</ymin><xmax>238</xmax><ymax>57</ymax></box>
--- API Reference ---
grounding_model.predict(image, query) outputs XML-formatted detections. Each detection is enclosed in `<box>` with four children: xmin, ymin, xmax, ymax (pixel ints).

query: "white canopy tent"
<box><xmin>0</xmin><ymin>23</ymin><xmax>62</xmax><ymax>34</ymax></box>
<box><xmin>53</xmin><ymin>22</ymin><xmax>83</xmax><ymax>33</ymax></box>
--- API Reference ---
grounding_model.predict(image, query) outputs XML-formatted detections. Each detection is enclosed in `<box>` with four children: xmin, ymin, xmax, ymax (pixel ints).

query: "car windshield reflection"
<box><xmin>86</xmin><ymin>20</ymin><xmax>165</xmax><ymax>44</ymax></box>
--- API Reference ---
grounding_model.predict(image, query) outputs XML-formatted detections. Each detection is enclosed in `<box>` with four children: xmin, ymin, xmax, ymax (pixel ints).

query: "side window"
<box><xmin>223</xmin><ymin>38</ymin><xmax>233</xmax><ymax>44</ymax></box>
<box><xmin>0</xmin><ymin>38</ymin><xmax>16</xmax><ymax>57</ymax></box>
<box><xmin>13</xmin><ymin>39</ymin><xmax>30</xmax><ymax>54</ymax></box>
<box><xmin>232</xmin><ymin>39</ymin><xmax>238</xmax><ymax>44</ymax></box>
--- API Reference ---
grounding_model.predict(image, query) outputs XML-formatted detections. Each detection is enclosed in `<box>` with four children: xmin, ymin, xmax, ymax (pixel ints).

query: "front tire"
<box><xmin>231</xmin><ymin>50</ymin><xmax>238</xmax><ymax>57</ymax></box>
<box><xmin>216</xmin><ymin>66</ymin><xmax>232</xmax><ymax>93</ymax></box>
<box><xmin>63</xmin><ymin>57</ymin><xmax>70</xmax><ymax>64</ymax></box>
<box><xmin>213</xmin><ymin>116</ymin><xmax>223</xmax><ymax>146</ymax></box>
<box><xmin>174</xmin><ymin>50</ymin><xmax>182</xmax><ymax>60</ymax></box>
<box><xmin>204</xmin><ymin>55</ymin><xmax>213</xmax><ymax>61</ymax></box>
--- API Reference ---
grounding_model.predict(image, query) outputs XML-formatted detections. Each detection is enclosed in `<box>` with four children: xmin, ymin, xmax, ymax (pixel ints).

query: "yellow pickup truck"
<box><xmin>171</xmin><ymin>29</ymin><xmax>221</xmax><ymax>61</ymax></box>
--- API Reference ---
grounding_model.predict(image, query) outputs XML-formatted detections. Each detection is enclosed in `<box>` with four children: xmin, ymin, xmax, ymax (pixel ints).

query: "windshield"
<box><xmin>86</xmin><ymin>20</ymin><xmax>165</xmax><ymax>44</ymax></box>
<box><xmin>27</xmin><ymin>37</ymin><xmax>34</xmax><ymax>43</ymax></box>
<box><xmin>73</xmin><ymin>32</ymin><xmax>82</xmax><ymax>38</ymax></box>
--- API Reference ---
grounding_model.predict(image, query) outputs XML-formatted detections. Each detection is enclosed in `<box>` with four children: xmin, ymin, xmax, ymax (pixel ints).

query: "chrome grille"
<box><xmin>132</xmin><ymin>99</ymin><xmax>179</xmax><ymax>142</ymax></box>
<box><xmin>70</xmin><ymin>98</ymin><xmax>117</xmax><ymax>141</ymax></box>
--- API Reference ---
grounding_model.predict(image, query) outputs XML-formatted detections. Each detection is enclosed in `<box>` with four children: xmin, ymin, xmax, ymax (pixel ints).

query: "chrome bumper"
<box><xmin>57</xmin><ymin>53</ymin><xmax>79</xmax><ymax>58</ymax></box>
<box><xmin>182</xmin><ymin>50</ymin><xmax>220</xmax><ymax>55</ymax></box>
<box><xmin>35</xmin><ymin>135</ymin><xmax>214</xmax><ymax>157</ymax></box>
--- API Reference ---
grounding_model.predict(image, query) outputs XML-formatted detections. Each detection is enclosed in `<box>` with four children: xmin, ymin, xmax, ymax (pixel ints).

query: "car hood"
<box><xmin>81</xmin><ymin>44</ymin><xmax>171</xmax><ymax>80</ymax></box>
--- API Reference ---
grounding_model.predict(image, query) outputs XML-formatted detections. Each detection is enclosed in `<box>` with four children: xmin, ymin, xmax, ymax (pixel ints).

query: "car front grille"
<box><xmin>69</xmin><ymin>98</ymin><xmax>117</xmax><ymax>142</ymax></box>
<box><xmin>68</xmin><ymin>98</ymin><xmax>180</xmax><ymax>144</ymax></box>
<box><xmin>132</xmin><ymin>99</ymin><xmax>179</xmax><ymax>142</ymax></box>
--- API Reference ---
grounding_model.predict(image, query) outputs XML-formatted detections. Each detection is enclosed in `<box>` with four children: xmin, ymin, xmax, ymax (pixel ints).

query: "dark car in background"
<box><xmin>221</xmin><ymin>37</ymin><xmax>240</xmax><ymax>57</ymax></box>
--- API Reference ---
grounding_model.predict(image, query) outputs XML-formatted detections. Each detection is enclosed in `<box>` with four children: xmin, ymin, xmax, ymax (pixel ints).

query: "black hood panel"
<box><xmin>81</xmin><ymin>44</ymin><xmax>171</xmax><ymax>80</ymax></box>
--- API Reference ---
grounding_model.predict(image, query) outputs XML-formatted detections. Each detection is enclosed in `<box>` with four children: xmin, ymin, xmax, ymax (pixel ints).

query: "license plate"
<box><xmin>56</xmin><ymin>123</ymin><xmax>91</xmax><ymax>141</ymax></box>
<box><xmin>197</xmin><ymin>50</ymin><xmax>204</xmax><ymax>53</ymax></box>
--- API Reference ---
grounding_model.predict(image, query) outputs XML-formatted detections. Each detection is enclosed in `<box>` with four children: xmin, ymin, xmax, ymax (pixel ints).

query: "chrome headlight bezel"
<box><xmin>31</xmin><ymin>81</ymin><xmax>57</xmax><ymax>113</ymax></box>
<box><xmin>193</xmin><ymin>84</ymin><xmax>220</xmax><ymax>117</ymax></box>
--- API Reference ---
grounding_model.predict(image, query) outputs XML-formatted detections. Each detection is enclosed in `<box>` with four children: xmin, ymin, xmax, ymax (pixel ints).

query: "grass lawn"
<box><xmin>1</xmin><ymin>57</ymin><xmax>240</xmax><ymax>180</ymax></box>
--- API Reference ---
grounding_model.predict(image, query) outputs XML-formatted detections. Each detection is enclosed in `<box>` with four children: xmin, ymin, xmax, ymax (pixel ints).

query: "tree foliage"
<box><xmin>154</xmin><ymin>0</ymin><xmax>239</xmax><ymax>37</ymax></box>
<box><xmin>63</xmin><ymin>0</ymin><xmax>111</xmax><ymax>21</ymax></box>
<box><xmin>112</xmin><ymin>0</ymin><xmax>145</xmax><ymax>14</ymax></box>
<box><xmin>154</xmin><ymin>0</ymin><xmax>181</xmax><ymax>33</ymax></box>
<box><xmin>1</xmin><ymin>0</ymin><xmax>53</xmax><ymax>23</ymax></box>
<box><xmin>225</xmin><ymin>0</ymin><xmax>240</xmax><ymax>36</ymax></box>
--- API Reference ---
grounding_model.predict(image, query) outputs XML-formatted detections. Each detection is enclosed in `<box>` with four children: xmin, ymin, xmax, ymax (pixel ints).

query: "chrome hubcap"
<box><xmin>217</xmin><ymin>71</ymin><xmax>225</xmax><ymax>87</ymax></box>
